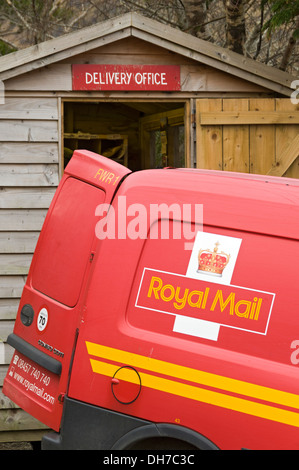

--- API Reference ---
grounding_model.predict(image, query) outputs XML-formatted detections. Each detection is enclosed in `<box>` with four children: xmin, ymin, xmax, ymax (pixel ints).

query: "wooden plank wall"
<box><xmin>5</xmin><ymin>37</ymin><xmax>267</xmax><ymax>95</ymax></box>
<box><xmin>196</xmin><ymin>98</ymin><xmax>299</xmax><ymax>178</ymax></box>
<box><xmin>0</xmin><ymin>96</ymin><xmax>59</xmax><ymax>441</ymax></box>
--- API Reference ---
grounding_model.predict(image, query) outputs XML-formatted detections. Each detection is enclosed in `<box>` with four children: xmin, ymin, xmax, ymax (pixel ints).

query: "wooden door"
<box><xmin>196</xmin><ymin>98</ymin><xmax>299</xmax><ymax>178</ymax></box>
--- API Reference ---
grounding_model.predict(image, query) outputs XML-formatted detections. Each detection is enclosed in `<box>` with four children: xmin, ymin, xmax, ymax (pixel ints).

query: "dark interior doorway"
<box><xmin>63</xmin><ymin>101</ymin><xmax>186</xmax><ymax>171</ymax></box>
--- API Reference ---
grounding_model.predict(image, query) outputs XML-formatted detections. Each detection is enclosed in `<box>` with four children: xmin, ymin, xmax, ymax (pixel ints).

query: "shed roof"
<box><xmin>0</xmin><ymin>12</ymin><xmax>295</xmax><ymax>96</ymax></box>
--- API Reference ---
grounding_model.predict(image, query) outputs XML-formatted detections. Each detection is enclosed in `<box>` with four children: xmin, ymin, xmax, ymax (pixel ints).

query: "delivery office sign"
<box><xmin>72</xmin><ymin>65</ymin><xmax>181</xmax><ymax>91</ymax></box>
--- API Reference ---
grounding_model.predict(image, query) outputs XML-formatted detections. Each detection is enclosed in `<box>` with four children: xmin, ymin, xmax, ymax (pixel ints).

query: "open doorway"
<box><xmin>62</xmin><ymin>101</ymin><xmax>187</xmax><ymax>171</ymax></box>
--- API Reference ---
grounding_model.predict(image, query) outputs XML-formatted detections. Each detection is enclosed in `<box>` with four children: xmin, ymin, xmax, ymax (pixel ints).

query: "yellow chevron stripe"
<box><xmin>86</xmin><ymin>341</ymin><xmax>299</xmax><ymax>410</ymax></box>
<box><xmin>89</xmin><ymin>358</ymin><xmax>299</xmax><ymax>428</ymax></box>
<box><xmin>86</xmin><ymin>342</ymin><xmax>299</xmax><ymax>427</ymax></box>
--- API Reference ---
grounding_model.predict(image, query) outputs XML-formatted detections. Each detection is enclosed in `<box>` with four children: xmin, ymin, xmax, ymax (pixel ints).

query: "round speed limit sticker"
<box><xmin>37</xmin><ymin>307</ymin><xmax>48</xmax><ymax>332</ymax></box>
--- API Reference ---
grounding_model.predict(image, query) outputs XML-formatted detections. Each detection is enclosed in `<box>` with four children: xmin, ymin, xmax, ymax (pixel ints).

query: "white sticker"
<box><xmin>37</xmin><ymin>308</ymin><xmax>48</xmax><ymax>332</ymax></box>
<box><xmin>178</xmin><ymin>231</ymin><xmax>242</xmax><ymax>340</ymax></box>
<box><xmin>173</xmin><ymin>316</ymin><xmax>220</xmax><ymax>341</ymax></box>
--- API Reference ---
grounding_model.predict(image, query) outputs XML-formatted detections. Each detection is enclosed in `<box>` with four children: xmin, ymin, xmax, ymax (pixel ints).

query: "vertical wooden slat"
<box><xmin>196</xmin><ymin>99</ymin><xmax>222</xmax><ymax>170</ymax></box>
<box><xmin>249</xmin><ymin>99</ymin><xmax>276</xmax><ymax>174</ymax></box>
<box><xmin>184</xmin><ymin>100</ymin><xmax>191</xmax><ymax>168</ymax></box>
<box><xmin>275</xmin><ymin>98</ymin><xmax>299</xmax><ymax>178</ymax></box>
<box><xmin>222</xmin><ymin>99</ymin><xmax>249</xmax><ymax>173</ymax></box>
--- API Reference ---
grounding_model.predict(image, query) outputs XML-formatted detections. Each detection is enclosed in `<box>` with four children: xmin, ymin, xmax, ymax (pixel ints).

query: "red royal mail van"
<box><xmin>3</xmin><ymin>149</ymin><xmax>299</xmax><ymax>450</ymax></box>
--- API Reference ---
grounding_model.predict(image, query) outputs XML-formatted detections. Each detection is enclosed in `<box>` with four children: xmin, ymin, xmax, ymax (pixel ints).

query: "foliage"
<box><xmin>262</xmin><ymin>0</ymin><xmax>299</xmax><ymax>38</ymax></box>
<box><xmin>1</xmin><ymin>0</ymin><xmax>73</xmax><ymax>44</ymax></box>
<box><xmin>0</xmin><ymin>39</ymin><xmax>17</xmax><ymax>55</ymax></box>
<box><xmin>0</xmin><ymin>0</ymin><xmax>298</xmax><ymax>73</ymax></box>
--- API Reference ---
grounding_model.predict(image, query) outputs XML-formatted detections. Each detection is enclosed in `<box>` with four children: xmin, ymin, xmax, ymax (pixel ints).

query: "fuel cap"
<box><xmin>111</xmin><ymin>366</ymin><xmax>141</xmax><ymax>405</ymax></box>
<box><xmin>20</xmin><ymin>304</ymin><xmax>34</xmax><ymax>326</ymax></box>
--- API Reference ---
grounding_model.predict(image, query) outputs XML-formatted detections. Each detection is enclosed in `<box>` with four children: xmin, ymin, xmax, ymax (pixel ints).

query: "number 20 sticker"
<box><xmin>37</xmin><ymin>308</ymin><xmax>48</xmax><ymax>332</ymax></box>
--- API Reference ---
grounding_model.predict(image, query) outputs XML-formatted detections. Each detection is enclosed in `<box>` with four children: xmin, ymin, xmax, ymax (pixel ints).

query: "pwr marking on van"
<box><xmin>94</xmin><ymin>168</ymin><xmax>120</xmax><ymax>185</ymax></box>
<box><xmin>136</xmin><ymin>268</ymin><xmax>275</xmax><ymax>336</ymax></box>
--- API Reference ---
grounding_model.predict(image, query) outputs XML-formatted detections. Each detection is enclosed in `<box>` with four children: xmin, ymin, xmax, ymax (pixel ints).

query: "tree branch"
<box><xmin>0</xmin><ymin>36</ymin><xmax>18</xmax><ymax>50</ymax></box>
<box><xmin>5</xmin><ymin>0</ymin><xmax>32</xmax><ymax>31</ymax></box>
<box><xmin>279</xmin><ymin>17</ymin><xmax>299</xmax><ymax>70</ymax></box>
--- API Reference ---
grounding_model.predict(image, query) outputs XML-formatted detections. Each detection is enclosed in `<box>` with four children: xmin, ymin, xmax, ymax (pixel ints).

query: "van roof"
<box><xmin>118</xmin><ymin>167</ymin><xmax>299</xmax><ymax>240</ymax></box>
<box><xmin>173</xmin><ymin>167</ymin><xmax>299</xmax><ymax>187</ymax></box>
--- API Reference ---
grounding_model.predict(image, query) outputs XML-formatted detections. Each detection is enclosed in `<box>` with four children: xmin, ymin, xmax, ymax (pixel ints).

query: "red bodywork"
<box><xmin>3</xmin><ymin>151</ymin><xmax>130</xmax><ymax>431</ymax></box>
<box><xmin>4</xmin><ymin>150</ymin><xmax>299</xmax><ymax>449</ymax></box>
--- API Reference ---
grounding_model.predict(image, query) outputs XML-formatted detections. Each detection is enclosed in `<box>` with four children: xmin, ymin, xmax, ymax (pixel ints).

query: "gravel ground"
<box><xmin>0</xmin><ymin>441</ymin><xmax>36</xmax><ymax>450</ymax></box>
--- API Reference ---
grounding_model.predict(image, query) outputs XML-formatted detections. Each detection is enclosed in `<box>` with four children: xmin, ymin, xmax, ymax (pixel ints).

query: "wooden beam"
<box><xmin>0</xmin><ymin>343</ymin><xmax>13</xmax><ymax>365</ymax></box>
<box><xmin>199</xmin><ymin>112</ymin><xmax>299</xmax><ymax>125</ymax></box>
<box><xmin>0</xmin><ymin>231</ymin><xmax>39</xmax><ymax>254</ymax></box>
<box><xmin>0</xmin><ymin>98</ymin><xmax>58</xmax><ymax>119</ymax></box>
<box><xmin>0</xmin><ymin>407</ymin><xmax>48</xmax><ymax>431</ymax></box>
<box><xmin>267</xmin><ymin>134</ymin><xmax>299</xmax><ymax>177</ymax></box>
<box><xmin>0</xmin><ymin>188</ymin><xmax>55</xmax><ymax>208</ymax></box>
<box><xmin>0</xmin><ymin>210</ymin><xmax>47</xmax><ymax>231</ymax></box>
<box><xmin>0</xmin><ymin>254</ymin><xmax>32</xmax><ymax>275</ymax></box>
<box><xmin>0</xmin><ymin>429</ymin><xmax>48</xmax><ymax>443</ymax></box>
<box><xmin>0</xmin><ymin>322</ymin><xmax>14</xmax><ymax>343</ymax></box>
<box><xmin>0</xmin><ymin>165</ymin><xmax>58</xmax><ymax>186</ymax></box>
<box><xmin>0</xmin><ymin>143</ymin><xmax>58</xmax><ymax>164</ymax></box>
<box><xmin>0</xmin><ymin>298</ymin><xmax>20</xmax><ymax>320</ymax></box>
<box><xmin>0</xmin><ymin>121</ymin><xmax>58</xmax><ymax>142</ymax></box>
<box><xmin>0</xmin><ymin>276</ymin><xmax>25</xmax><ymax>298</ymax></box>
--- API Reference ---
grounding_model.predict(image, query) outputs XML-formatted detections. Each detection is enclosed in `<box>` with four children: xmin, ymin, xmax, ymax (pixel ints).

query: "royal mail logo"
<box><xmin>136</xmin><ymin>268</ymin><xmax>275</xmax><ymax>339</ymax></box>
<box><xmin>135</xmin><ymin>232</ymin><xmax>275</xmax><ymax>341</ymax></box>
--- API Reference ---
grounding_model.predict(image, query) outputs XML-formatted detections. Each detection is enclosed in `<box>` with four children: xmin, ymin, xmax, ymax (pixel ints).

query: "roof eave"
<box><xmin>0</xmin><ymin>13</ymin><xmax>134</xmax><ymax>80</ymax></box>
<box><xmin>0</xmin><ymin>11</ymin><xmax>295</xmax><ymax>96</ymax></box>
<box><xmin>129</xmin><ymin>12</ymin><xmax>295</xmax><ymax>96</ymax></box>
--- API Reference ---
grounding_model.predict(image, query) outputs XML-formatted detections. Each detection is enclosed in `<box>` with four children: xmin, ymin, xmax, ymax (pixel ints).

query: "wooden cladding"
<box><xmin>0</xmin><ymin>96</ymin><xmax>59</xmax><ymax>441</ymax></box>
<box><xmin>199</xmin><ymin>112</ymin><xmax>299</xmax><ymax>125</ymax></box>
<box><xmin>196</xmin><ymin>98</ymin><xmax>299</xmax><ymax>178</ymax></box>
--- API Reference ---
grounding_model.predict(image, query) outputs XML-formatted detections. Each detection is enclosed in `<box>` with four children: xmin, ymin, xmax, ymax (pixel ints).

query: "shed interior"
<box><xmin>63</xmin><ymin>101</ymin><xmax>186</xmax><ymax>171</ymax></box>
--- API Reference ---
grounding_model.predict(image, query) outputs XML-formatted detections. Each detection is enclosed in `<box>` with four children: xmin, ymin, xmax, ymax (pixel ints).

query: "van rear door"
<box><xmin>3</xmin><ymin>150</ymin><xmax>130</xmax><ymax>431</ymax></box>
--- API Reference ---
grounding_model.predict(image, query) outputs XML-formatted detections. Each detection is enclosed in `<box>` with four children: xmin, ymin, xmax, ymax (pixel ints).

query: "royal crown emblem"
<box><xmin>197</xmin><ymin>241</ymin><xmax>230</xmax><ymax>277</ymax></box>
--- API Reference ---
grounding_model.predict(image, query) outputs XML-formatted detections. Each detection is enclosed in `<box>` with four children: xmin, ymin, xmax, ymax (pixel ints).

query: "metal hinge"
<box><xmin>58</xmin><ymin>393</ymin><xmax>65</xmax><ymax>404</ymax></box>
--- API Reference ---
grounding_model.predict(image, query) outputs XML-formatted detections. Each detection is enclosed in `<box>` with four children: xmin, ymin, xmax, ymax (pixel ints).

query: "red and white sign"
<box><xmin>136</xmin><ymin>232</ymin><xmax>275</xmax><ymax>341</ymax></box>
<box><xmin>72</xmin><ymin>64</ymin><xmax>181</xmax><ymax>91</ymax></box>
<box><xmin>7</xmin><ymin>351</ymin><xmax>58</xmax><ymax>411</ymax></box>
<box><xmin>136</xmin><ymin>268</ymin><xmax>275</xmax><ymax>337</ymax></box>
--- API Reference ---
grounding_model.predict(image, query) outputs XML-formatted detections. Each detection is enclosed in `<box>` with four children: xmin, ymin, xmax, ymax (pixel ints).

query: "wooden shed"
<box><xmin>0</xmin><ymin>12</ymin><xmax>298</xmax><ymax>443</ymax></box>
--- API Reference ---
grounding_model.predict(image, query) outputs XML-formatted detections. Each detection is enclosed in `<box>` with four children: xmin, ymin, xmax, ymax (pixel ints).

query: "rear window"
<box><xmin>129</xmin><ymin>221</ymin><xmax>299</xmax><ymax>364</ymax></box>
<box><xmin>32</xmin><ymin>178</ymin><xmax>104</xmax><ymax>307</ymax></box>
